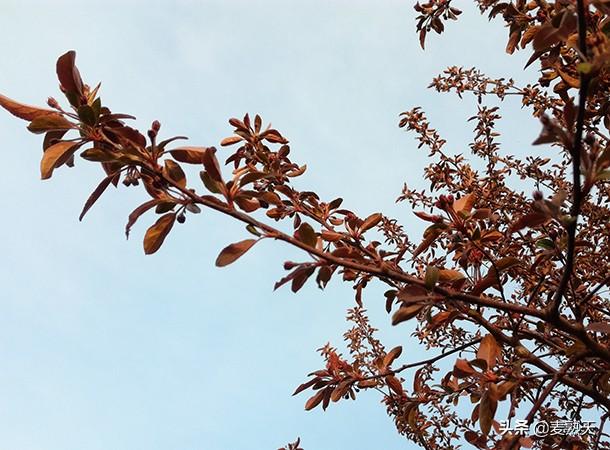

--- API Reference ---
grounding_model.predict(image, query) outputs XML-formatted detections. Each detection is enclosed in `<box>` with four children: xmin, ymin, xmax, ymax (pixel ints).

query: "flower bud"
<box><xmin>435</xmin><ymin>195</ymin><xmax>448</xmax><ymax>209</ymax></box>
<box><xmin>533</xmin><ymin>190</ymin><xmax>543</xmax><ymax>201</ymax></box>
<box><xmin>47</xmin><ymin>97</ymin><xmax>60</xmax><ymax>109</ymax></box>
<box><xmin>148</xmin><ymin>120</ymin><xmax>161</xmax><ymax>141</ymax></box>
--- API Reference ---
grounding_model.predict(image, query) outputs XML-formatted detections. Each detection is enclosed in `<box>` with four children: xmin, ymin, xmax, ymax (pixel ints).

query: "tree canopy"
<box><xmin>3</xmin><ymin>1</ymin><xmax>610</xmax><ymax>449</ymax></box>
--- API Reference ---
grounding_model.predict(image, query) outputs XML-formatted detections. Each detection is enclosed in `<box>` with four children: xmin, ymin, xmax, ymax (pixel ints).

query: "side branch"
<box><xmin>157</xmin><ymin>169</ymin><xmax>546</xmax><ymax>318</ymax></box>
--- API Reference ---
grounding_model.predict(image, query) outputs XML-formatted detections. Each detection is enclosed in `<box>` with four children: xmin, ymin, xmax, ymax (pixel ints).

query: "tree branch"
<box><xmin>550</xmin><ymin>0</ymin><xmax>590</xmax><ymax>319</ymax></box>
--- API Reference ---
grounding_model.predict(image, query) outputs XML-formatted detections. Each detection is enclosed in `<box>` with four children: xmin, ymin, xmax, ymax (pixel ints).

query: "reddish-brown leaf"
<box><xmin>510</xmin><ymin>212</ymin><xmax>548</xmax><ymax>233</ymax></box>
<box><xmin>478</xmin><ymin>389</ymin><xmax>497</xmax><ymax>435</ymax></box>
<box><xmin>143</xmin><ymin>213</ymin><xmax>176</xmax><ymax>255</ymax></box>
<box><xmin>496</xmin><ymin>381</ymin><xmax>518</xmax><ymax>400</ymax></box>
<box><xmin>296</xmin><ymin>222</ymin><xmax>317</xmax><ymax>248</ymax></box>
<box><xmin>292</xmin><ymin>378</ymin><xmax>320</xmax><ymax>396</ymax></box>
<box><xmin>304</xmin><ymin>389</ymin><xmax>326</xmax><ymax>411</ymax></box>
<box><xmin>477</xmin><ymin>334</ymin><xmax>501</xmax><ymax>369</ymax></box>
<box><xmin>163</xmin><ymin>160</ymin><xmax>186</xmax><ymax>188</ymax></box>
<box><xmin>453</xmin><ymin>193</ymin><xmax>475</xmax><ymax>214</ymax></box>
<box><xmin>330</xmin><ymin>380</ymin><xmax>352</xmax><ymax>402</ymax></box>
<box><xmin>235</xmin><ymin>196</ymin><xmax>260</xmax><ymax>213</ymax></box>
<box><xmin>471</xmin><ymin>274</ymin><xmax>499</xmax><ymax>296</ymax></box>
<box><xmin>262</xmin><ymin>129</ymin><xmax>288</xmax><ymax>144</ymax></box>
<box><xmin>412</xmin><ymin>227</ymin><xmax>442</xmax><ymax>258</ymax></box>
<box><xmin>202</xmin><ymin>146</ymin><xmax>223</xmax><ymax>182</ymax></box>
<box><xmin>220</xmin><ymin>136</ymin><xmax>243</xmax><ymax>146</ymax></box>
<box><xmin>397</xmin><ymin>285</ymin><xmax>428</xmax><ymax>301</ymax></box>
<box><xmin>40</xmin><ymin>141</ymin><xmax>80</xmax><ymax>179</ymax></box>
<box><xmin>0</xmin><ymin>94</ymin><xmax>58</xmax><ymax>121</ymax></box>
<box><xmin>80</xmin><ymin>147</ymin><xmax>117</xmax><ymax>162</ymax></box>
<box><xmin>414</xmin><ymin>211</ymin><xmax>441</xmax><ymax>222</ymax></box>
<box><xmin>453</xmin><ymin>359</ymin><xmax>477</xmax><ymax>378</ymax></box>
<box><xmin>27</xmin><ymin>114</ymin><xmax>74</xmax><ymax>134</ymax></box>
<box><xmin>199</xmin><ymin>171</ymin><xmax>224</xmax><ymax>194</ymax></box>
<box><xmin>385</xmin><ymin>375</ymin><xmax>404</xmax><ymax>396</ymax></box>
<box><xmin>169</xmin><ymin>146</ymin><xmax>208</xmax><ymax>164</ymax></box>
<box><xmin>383</xmin><ymin>346</ymin><xmax>403</xmax><ymax>368</ymax></box>
<box><xmin>215</xmin><ymin>239</ymin><xmax>257</xmax><ymax>267</ymax></box>
<box><xmin>419</xmin><ymin>29</ymin><xmax>426</xmax><ymax>49</ymax></box>
<box><xmin>360</xmin><ymin>213</ymin><xmax>382</xmax><ymax>233</ymax></box>
<box><xmin>56</xmin><ymin>50</ymin><xmax>84</xmax><ymax>96</ymax></box>
<box><xmin>429</xmin><ymin>310</ymin><xmax>459</xmax><ymax>330</ymax></box>
<box><xmin>315</xmin><ymin>265</ymin><xmax>333</xmax><ymax>288</ymax></box>
<box><xmin>438</xmin><ymin>269</ymin><xmax>465</xmax><ymax>283</ymax></box>
<box><xmin>291</xmin><ymin>266</ymin><xmax>315</xmax><ymax>293</ymax></box>
<box><xmin>125</xmin><ymin>200</ymin><xmax>161</xmax><ymax>238</ymax></box>
<box><xmin>391</xmin><ymin>304</ymin><xmax>424</xmax><ymax>325</ymax></box>
<box><xmin>495</xmin><ymin>256</ymin><xmax>521</xmax><ymax>271</ymax></box>
<box><xmin>320</xmin><ymin>230</ymin><xmax>344</xmax><ymax>242</ymax></box>
<box><xmin>79</xmin><ymin>173</ymin><xmax>116</xmax><ymax>221</ymax></box>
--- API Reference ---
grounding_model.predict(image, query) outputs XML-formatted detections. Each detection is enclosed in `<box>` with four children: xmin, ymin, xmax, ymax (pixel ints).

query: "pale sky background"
<box><xmin>0</xmin><ymin>1</ymin><xmax>540</xmax><ymax>449</ymax></box>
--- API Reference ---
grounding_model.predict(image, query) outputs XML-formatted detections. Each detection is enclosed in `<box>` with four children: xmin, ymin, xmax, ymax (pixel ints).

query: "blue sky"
<box><xmin>0</xmin><ymin>1</ymin><xmax>540</xmax><ymax>449</ymax></box>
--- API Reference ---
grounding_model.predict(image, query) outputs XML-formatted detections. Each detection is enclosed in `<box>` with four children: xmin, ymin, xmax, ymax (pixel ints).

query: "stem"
<box><xmin>147</xmin><ymin>166</ymin><xmax>610</xmax><ymax>365</ymax></box>
<box><xmin>361</xmin><ymin>338</ymin><xmax>482</xmax><ymax>381</ymax></box>
<box><xmin>549</xmin><ymin>0</ymin><xmax>590</xmax><ymax>319</ymax></box>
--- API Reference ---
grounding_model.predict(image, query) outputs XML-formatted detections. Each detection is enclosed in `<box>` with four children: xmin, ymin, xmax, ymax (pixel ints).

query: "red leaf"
<box><xmin>304</xmin><ymin>389</ymin><xmax>325</xmax><ymax>411</ymax></box>
<box><xmin>479</xmin><ymin>389</ymin><xmax>497</xmax><ymax>435</ymax></box>
<box><xmin>385</xmin><ymin>375</ymin><xmax>404</xmax><ymax>396</ymax></box>
<box><xmin>392</xmin><ymin>304</ymin><xmax>424</xmax><ymax>325</ymax></box>
<box><xmin>215</xmin><ymin>239</ymin><xmax>257</xmax><ymax>267</ymax></box>
<box><xmin>295</xmin><ymin>222</ymin><xmax>317</xmax><ymax>248</ymax></box>
<box><xmin>453</xmin><ymin>359</ymin><xmax>477</xmax><ymax>378</ymax></box>
<box><xmin>79</xmin><ymin>173</ymin><xmax>116</xmax><ymax>221</ymax></box>
<box><xmin>510</xmin><ymin>212</ymin><xmax>548</xmax><ymax>233</ymax></box>
<box><xmin>40</xmin><ymin>141</ymin><xmax>80</xmax><ymax>179</ymax></box>
<box><xmin>125</xmin><ymin>200</ymin><xmax>160</xmax><ymax>238</ymax></box>
<box><xmin>383</xmin><ymin>346</ymin><xmax>403</xmax><ymax>368</ymax></box>
<box><xmin>220</xmin><ymin>136</ymin><xmax>243</xmax><ymax>146</ymax></box>
<box><xmin>360</xmin><ymin>213</ymin><xmax>382</xmax><ymax>232</ymax></box>
<box><xmin>27</xmin><ymin>114</ymin><xmax>74</xmax><ymax>134</ymax></box>
<box><xmin>291</xmin><ymin>266</ymin><xmax>315</xmax><ymax>293</ymax></box>
<box><xmin>414</xmin><ymin>211</ymin><xmax>440</xmax><ymax>222</ymax></box>
<box><xmin>143</xmin><ymin>213</ymin><xmax>176</xmax><ymax>255</ymax></box>
<box><xmin>56</xmin><ymin>50</ymin><xmax>84</xmax><ymax>96</ymax></box>
<box><xmin>453</xmin><ymin>193</ymin><xmax>475</xmax><ymax>214</ymax></box>
<box><xmin>202</xmin><ymin>146</ymin><xmax>223</xmax><ymax>182</ymax></box>
<box><xmin>169</xmin><ymin>146</ymin><xmax>208</xmax><ymax>164</ymax></box>
<box><xmin>0</xmin><ymin>94</ymin><xmax>58</xmax><ymax>121</ymax></box>
<box><xmin>477</xmin><ymin>334</ymin><xmax>501</xmax><ymax>369</ymax></box>
<box><xmin>163</xmin><ymin>160</ymin><xmax>186</xmax><ymax>188</ymax></box>
<box><xmin>412</xmin><ymin>227</ymin><xmax>443</xmax><ymax>258</ymax></box>
<box><xmin>438</xmin><ymin>269</ymin><xmax>465</xmax><ymax>283</ymax></box>
<box><xmin>292</xmin><ymin>378</ymin><xmax>319</xmax><ymax>396</ymax></box>
<box><xmin>320</xmin><ymin>230</ymin><xmax>344</xmax><ymax>242</ymax></box>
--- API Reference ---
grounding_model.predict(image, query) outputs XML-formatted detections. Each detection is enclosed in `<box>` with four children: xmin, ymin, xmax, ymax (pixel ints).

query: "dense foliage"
<box><xmin>3</xmin><ymin>1</ymin><xmax>610</xmax><ymax>449</ymax></box>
